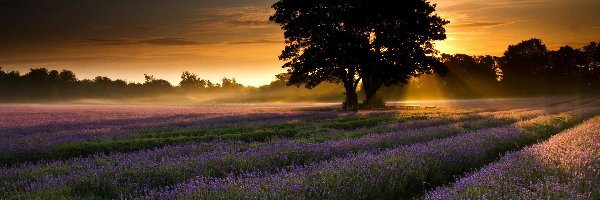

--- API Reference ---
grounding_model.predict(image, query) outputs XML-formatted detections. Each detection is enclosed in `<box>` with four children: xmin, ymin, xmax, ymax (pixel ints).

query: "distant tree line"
<box><xmin>498</xmin><ymin>39</ymin><xmax>600</xmax><ymax>95</ymax></box>
<box><xmin>0</xmin><ymin>38</ymin><xmax>598</xmax><ymax>102</ymax></box>
<box><xmin>0</xmin><ymin>67</ymin><xmax>249</xmax><ymax>101</ymax></box>
<box><xmin>379</xmin><ymin>39</ymin><xmax>600</xmax><ymax>99</ymax></box>
<box><xmin>0</xmin><ymin>67</ymin><xmax>343</xmax><ymax>102</ymax></box>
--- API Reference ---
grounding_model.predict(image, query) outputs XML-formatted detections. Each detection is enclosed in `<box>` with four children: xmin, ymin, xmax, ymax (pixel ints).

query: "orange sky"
<box><xmin>0</xmin><ymin>0</ymin><xmax>599</xmax><ymax>86</ymax></box>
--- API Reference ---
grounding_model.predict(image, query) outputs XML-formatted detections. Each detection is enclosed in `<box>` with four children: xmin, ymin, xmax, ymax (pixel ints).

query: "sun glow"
<box><xmin>434</xmin><ymin>40</ymin><xmax>457</xmax><ymax>55</ymax></box>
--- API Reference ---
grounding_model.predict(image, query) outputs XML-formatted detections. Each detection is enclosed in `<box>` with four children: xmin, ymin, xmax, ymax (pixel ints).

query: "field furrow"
<box><xmin>134</xmin><ymin>108</ymin><xmax>598</xmax><ymax>199</ymax></box>
<box><xmin>425</xmin><ymin>116</ymin><xmax>600</xmax><ymax>200</ymax></box>
<box><xmin>0</xmin><ymin>109</ymin><xmax>538</xmax><ymax>198</ymax></box>
<box><xmin>0</xmin><ymin>108</ymin><xmax>501</xmax><ymax>166</ymax></box>
<box><xmin>1</xmin><ymin>100</ymin><xmax>598</xmax><ymax>199</ymax></box>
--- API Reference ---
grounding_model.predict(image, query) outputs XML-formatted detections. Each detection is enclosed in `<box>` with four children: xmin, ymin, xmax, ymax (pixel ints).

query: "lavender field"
<box><xmin>1</xmin><ymin>98</ymin><xmax>599</xmax><ymax>199</ymax></box>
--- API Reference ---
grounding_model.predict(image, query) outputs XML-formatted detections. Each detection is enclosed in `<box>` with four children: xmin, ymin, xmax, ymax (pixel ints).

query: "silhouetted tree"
<box><xmin>270</xmin><ymin>0</ymin><xmax>364</xmax><ymax>109</ymax></box>
<box><xmin>0</xmin><ymin>68</ymin><xmax>5</xmax><ymax>88</ymax></box>
<box><xmin>548</xmin><ymin>46</ymin><xmax>585</xmax><ymax>76</ymax></box>
<box><xmin>0</xmin><ymin>69</ymin><xmax>21</xmax><ymax>98</ymax></box>
<box><xmin>583</xmin><ymin>42</ymin><xmax>600</xmax><ymax>89</ymax></box>
<box><xmin>206</xmin><ymin>80</ymin><xmax>216</xmax><ymax>89</ymax></box>
<box><xmin>179</xmin><ymin>71</ymin><xmax>207</xmax><ymax>91</ymax></box>
<box><xmin>584</xmin><ymin>42</ymin><xmax>600</xmax><ymax>69</ymax></box>
<box><xmin>357</xmin><ymin>0</ymin><xmax>449</xmax><ymax>107</ymax></box>
<box><xmin>144</xmin><ymin>74</ymin><xmax>155</xmax><ymax>84</ymax></box>
<box><xmin>499</xmin><ymin>38</ymin><xmax>549</xmax><ymax>94</ymax></box>
<box><xmin>24</xmin><ymin>68</ymin><xmax>49</xmax><ymax>83</ymax></box>
<box><xmin>270</xmin><ymin>0</ymin><xmax>448</xmax><ymax>109</ymax></box>
<box><xmin>48</xmin><ymin>70</ymin><xmax>60</xmax><ymax>81</ymax></box>
<box><xmin>442</xmin><ymin>54</ymin><xmax>499</xmax><ymax>83</ymax></box>
<box><xmin>59</xmin><ymin>70</ymin><xmax>77</xmax><ymax>84</ymax></box>
<box><xmin>0</xmin><ymin>68</ymin><xmax>6</xmax><ymax>96</ymax></box>
<box><xmin>221</xmin><ymin>78</ymin><xmax>243</xmax><ymax>89</ymax></box>
<box><xmin>22</xmin><ymin>68</ymin><xmax>51</xmax><ymax>97</ymax></box>
<box><xmin>437</xmin><ymin>54</ymin><xmax>500</xmax><ymax>97</ymax></box>
<box><xmin>93</xmin><ymin>76</ymin><xmax>113</xmax><ymax>85</ymax></box>
<box><xmin>46</xmin><ymin>70</ymin><xmax>61</xmax><ymax>97</ymax></box>
<box><xmin>144</xmin><ymin>74</ymin><xmax>172</xmax><ymax>93</ymax></box>
<box><xmin>544</xmin><ymin>46</ymin><xmax>588</xmax><ymax>93</ymax></box>
<box><xmin>258</xmin><ymin>73</ymin><xmax>294</xmax><ymax>92</ymax></box>
<box><xmin>270</xmin><ymin>73</ymin><xmax>291</xmax><ymax>88</ymax></box>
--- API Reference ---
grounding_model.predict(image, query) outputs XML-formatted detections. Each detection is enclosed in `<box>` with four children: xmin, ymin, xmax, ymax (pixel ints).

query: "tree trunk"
<box><xmin>343</xmin><ymin>84</ymin><xmax>359</xmax><ymax>111</ymax></box>
<box><xmin>362</xmin><ymin>75</ymin><xmax>384</xmax><ymax>108</ymax></box>
<box><xmin>341</xmin><ymin>67</ymin><xmax>360</xmax><ymax>111</ymax></box>
<box><xmin>364</xmin><ymin>86</ymin><xmax>378</xmax><ymax>104</ymax></box>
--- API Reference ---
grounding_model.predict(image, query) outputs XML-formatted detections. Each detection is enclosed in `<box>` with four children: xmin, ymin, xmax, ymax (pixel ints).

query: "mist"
<box><xmin>1</xmin><ymin>39</ymin><xmax>599</xmax><ymax>105</ymax></box>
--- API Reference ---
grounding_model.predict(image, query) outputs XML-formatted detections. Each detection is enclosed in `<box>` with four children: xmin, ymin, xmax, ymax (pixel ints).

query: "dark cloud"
<box><xmin>184</xmin><ymin>18</ymin><xmax>214</xmax><ymax>25</ymax></box>
<box><xmin>228</xmin><ymin>19</ymin><xmax>271</xmax><ymax>26</ymax></box>
<box><xmin>214</xmin><ymin>7</ymin><xmax>275</xmax><ymax>27</ymax></box>
<box><xmin>0</xmin><ymin>0</ymin><xmax>20</xmax><ymax>10</ymax></box>
<box><xmin>0</xmin><ymin>0</ymin><xmax>55</xmax><ymax>10</ymax></box>
<box><xmin>440</xmin><ymin>0</ymin><xmax>543</xmax><ymax>12</ymax></box>
<box><xmin>228</xmin><ymin>39</ymin><xmax>282</xmax><ymax>45</ymax></box>
<box><xmin>83</xmin><ymin>37</ymin><xmax>203</xmax><ymax>46</ymax></box>
<box><xmin>134</xmin><ymin>26</ymin><xmax>159</xmax><ymax>31</ymax></box>
<box><xmin>83</xmin><ymin>38</ymin><xmax>134</xmax><ymax>46</ymax></box>
<box><xmin>0</xmin><ymin>55</ymin><xmax>131</xmax><ymax>64</ymax></box>
<box><xmin>141</xmin><ymin>38</ymin><xmax>202</xmax><ymax>46</ymax></box>
<box><xmin>450</xmin><ymin>21</ymin><xmax>510</xmax><ymax>28</ymax></box>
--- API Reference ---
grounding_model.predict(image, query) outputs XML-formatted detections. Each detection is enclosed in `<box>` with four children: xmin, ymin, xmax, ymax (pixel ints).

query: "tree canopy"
<box><xmin>270</xmin><ymin>0</ymin><xmax>449</xmax><ymax>109</ymax></box>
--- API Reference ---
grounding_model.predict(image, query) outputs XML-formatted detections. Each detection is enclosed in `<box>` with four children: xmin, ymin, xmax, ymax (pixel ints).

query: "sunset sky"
<box><xmin>1</xmin><ymin>0</ymin><xmax>599</xmax><ymax>86</ymax></box>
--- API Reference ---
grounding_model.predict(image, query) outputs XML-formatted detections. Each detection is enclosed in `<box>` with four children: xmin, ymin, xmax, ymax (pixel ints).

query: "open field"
<box><xmin>1</xmin><ymin>97</ymin><xmax>599</xmax><ymax>199</ymax></box>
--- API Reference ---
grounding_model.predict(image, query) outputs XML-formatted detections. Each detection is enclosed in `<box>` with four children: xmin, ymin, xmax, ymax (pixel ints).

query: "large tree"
<box><xmin>499</xmin><ymin>38</ymin><xmax>549</xmax><ymax>94</ymax></box>
<box><xmin>179</xmin><ymin>71</ymin><xmax>207</xmax><ymax>91</ymax></box>
<box><xmin>270</xmin><ymin>0</ymin><xmax>448</xmax><ymax>109</ymax></box>
<box><xmin>583</xmin><ymin>42</ymin><xmax>600</xmax><ymax>86</ymax></box>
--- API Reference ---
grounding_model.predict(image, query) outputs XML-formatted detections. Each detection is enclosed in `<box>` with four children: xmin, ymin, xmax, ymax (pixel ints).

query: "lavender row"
<box><xmin>0</xmin><ymin>110</ymin><xmax>534</xmax><ymax>198</ymax></box>
<box><xmin>0</xmin><ymin>108</ymin><xmax>521</xmax><ymax>185</ymax></box>
<box><xmin>0</xmin><ymin>108</ymin><xmax>345</xmax><ymax>154</ymax></box>
<box><xmin>0</xmin><ymin>105</ymin><xmax>463</xmax><ymax>155</ymax></box>
<box><xmin>301</xmin><ymin>108</ymin><xmax>542</xmax><ymax>142</ymax></box>
<box><xmin>0</xmin><ymin>109</ymin><xmax>482</xmax><ymax>166</ymax></box>
<box><xmin>425</xmin><ymin>116</ymin><xmax>600</xmax><ymax>200</ymax></box>
<box><xmin>139</xmin><ymin>109</ymin><xmax>598</xmax><ymax>199</ymax></box>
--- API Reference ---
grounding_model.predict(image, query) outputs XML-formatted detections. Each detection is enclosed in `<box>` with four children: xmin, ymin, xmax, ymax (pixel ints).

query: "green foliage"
<box><xmin>324</xmin><ymin>115</ymin><xmax>394</xmax><ymax>130</ymax></box>
<box><xmin>460</xmin><ymin>117</ymin><xmax>517</xmax><ymax>132</ymax></box>
<box><xmin>521</xmin><ymin>114</ymin><xmax>577</xmax><ymax>137</ymax></box>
